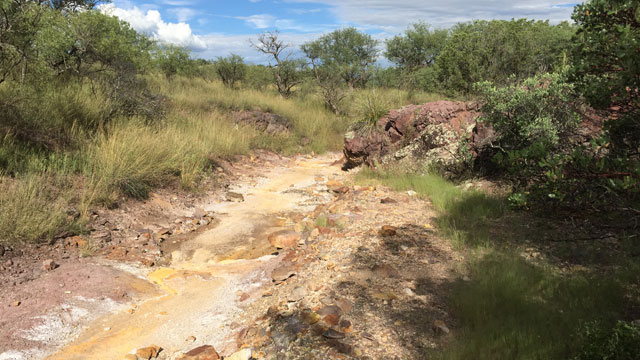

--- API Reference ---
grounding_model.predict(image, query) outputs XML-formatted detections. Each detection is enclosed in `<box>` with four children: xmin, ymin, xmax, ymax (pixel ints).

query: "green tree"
<box><xmin>154</xmin><ymin>45</ymin><xmax>195</xmax><ymax>78</ymax></box>
<box><xmin>301</xmin><ymin>27</ymin><xmax>379</xmax><ymax>89</ymax></box>
<box><xmin>215</xmin><ymin>54</ymin><xmax>246</xmax><ymax>88</ymax></box>
<box><xmin>385</xmin><ymin>22</ymin><xmax>448</xmax><ymax>71</ymax></box>
<box><xmin>436</xmin><ymin>19</ymin><xmax>574</xmax><ymax>94</ymax></box>
<box><xmin>571</xmin><ymin>0</ymin><xmax>640</xmax><ymax>155</ymax></box>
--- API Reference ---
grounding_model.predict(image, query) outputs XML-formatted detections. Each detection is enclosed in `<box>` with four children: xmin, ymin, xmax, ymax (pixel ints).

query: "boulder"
<box><xmin>343</xmin><ymin>101</ymin><xmax>492</xmax><ymax>172</ymax></box>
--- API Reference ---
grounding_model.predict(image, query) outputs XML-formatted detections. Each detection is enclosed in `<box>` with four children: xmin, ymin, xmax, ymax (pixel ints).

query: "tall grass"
<box><xmin>0</xmin><ymin>174</ymin><xmax>78</xmax><ymax>245</ymax></box>
<box><xmin>147</xmin><ymin>75</ymin><xmax>347</xmax><ymax>154</ymax></box>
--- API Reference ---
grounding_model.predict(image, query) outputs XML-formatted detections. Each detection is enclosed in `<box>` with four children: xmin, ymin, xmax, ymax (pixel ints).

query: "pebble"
<box><xmin>42</xmin><ymin>259</ymin><xmax>58</xmax><ymax>271</ymax></box>
<box><xmin>271</xmin><ymin>267</ymin><xmax>296</xmax><ymax>282</ymax></box>
<box><xmin>225</xmin><ymin>348</ymin><xmax>252</xmax><ymax>360</ymax></box>
<box><xmin>380</xmin><ymin>225</ymin><xmax>397</xmax><ymax>237</ymax></box>
<box><xmin>179</xmin><ymin>344</ymin><xmax>220</xmax><ymax>360</ymax></box>
<box><xmin>135</xmin><ymin>345</ymin><xmax>162</xmax><ymax>359</ymax></box>
<box><xmin>433</xmin><ymin>320</ymin><xmax>450</xmax><ymax>334</ymax></box>
<box><xmin>288</xmin><ymin>286</ymin><xmax>307</xmax><ymax>302</ymax></box>
<box><xmin>322</xmin><ymin>329</ymin><xmax>345</xmax><ymax>339</ymax></box>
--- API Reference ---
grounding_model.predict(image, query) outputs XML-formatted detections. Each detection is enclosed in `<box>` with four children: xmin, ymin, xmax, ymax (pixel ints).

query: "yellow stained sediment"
<box><xmin>48</xmin><ymin>154</ymin><xmax>341</xmax><ymax>360</ymax></box>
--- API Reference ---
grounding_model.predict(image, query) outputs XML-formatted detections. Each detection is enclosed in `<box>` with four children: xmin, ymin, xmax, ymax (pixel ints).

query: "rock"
<box><xmin>186</xmin><ymin>335</ymin><xmax>196</xmax><ymax>343</ymax></box>
<box><xmin>322</xmin><ymin>329</ymin><xmax>346</xmax><ymax>340</ymax></box>
<box><xmin>380</xmin><ymin>197</ymin><xmax>397</xmax><ymax>204</ymax></box>
<box><xmin>309</xmin><ymin>228</ymin><xmax>320</xmax><ymax>239</ymax></box>
<box><xmin>335</xmin><ymin>298</ymin><xmax>353</xmax><ymax>313</ymax></box>
<box><xmin>340</xmin><ymin>320</ymin><xmax>353</xmax><ymax>332</ymax></box>
<box><xmin>233</xmin><ymin>110</ymin><xmax>290</xmax><ymax>135</ymax></box>
<box><xmin>268</xmin><ymin>231</ymin><xmax>302</xmax><ymax>249</ymax></box>
<box><xmin>288</xmin><ymin>286</ymin><xmax>307</xmax><ymax>302</ymax></box>
<box><xmin>225</xmin><ymin>348</ymin><xmax>252</xmax><ymax>360</ymax></box>
<box><xmin>226</xmin><ymin>192</ymin><xmax>245</xmax><ymax>202</ymax></box>
<box><xmin>317</xmin><ymin>305</ymin><xmax>342</xmax><ymax>318</ymax></box>
<box><xmin>91</xmin><ymin>230</ymin><xmax>112</xmax><ymax>242</ymax></box>
<box><xmin>323</xmin><ymin>314</ymin><xmax>340</xmax><ymax>326</ymax></box>
<box><xmin>0</xmin><ymin>245</ymin><xmax>4</xmax><ymax>257</ymax></box>
<box><xmin>135</xmin><ymin>345</ymin><xmax>162</xmax><ymax>359</ymax></box>
<box><xmin>372</xmin><ymin>263</ymin><xmax>400</xmax><ymax>278</ymax></box>
<box><xmin>5</xmin><ymin>259</ymin><xmax>12</xmax><ymax>267</ymax></box>
<box><xmin>300</xmin><ymin>309</ymin><xmax>321</xmax><ymax>325</ymax></box>
<box><xmin>12</xmin><ymin>301</ymin><xmax>21</xmax><ymax>307</ymax></box>
<box><xmin>407</xmin><ymin>190</ymin><xmax>417</xmax><ymax>196</ymax></box>
<box><xmin>179</xmin><ymin>345</ymin><xmax>220</xmax><ymax>360</ymax></box>
<box><xmin>271</xmin><ymin>267</ymin><xmax>296</xmax><ymax>282</ymax></box>
<box><xmin>42</xmin><ymin>259</ymin><xmax>57</xmax><ymax>271</ymax></box>
<box><xmin>380</xmin><ymin>225</ymin><xmax>397</xmax><ymax>236</ymax></box>
<box><xmin>433</xmin><ymin>320</ymin><xmax>450</xmax><ymax>335</ymax></box>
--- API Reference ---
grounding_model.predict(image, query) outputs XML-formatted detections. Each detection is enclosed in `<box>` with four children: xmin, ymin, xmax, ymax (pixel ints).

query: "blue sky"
<box><xmin>100</xmin><ymin>0</ymin><xmax>578</xmax><ymax>63</ymax></box>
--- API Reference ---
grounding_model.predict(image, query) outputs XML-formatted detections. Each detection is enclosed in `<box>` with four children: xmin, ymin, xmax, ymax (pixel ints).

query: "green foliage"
<box><xmin>436</xmin><ymin>19</ymin><xmax>574</xmax><ymax>94</ymax></box>
<box><xmin>385</xmin><ymin>22</ymin><xmax>448</xmax><ymax>70</ymax></box>
<box><xmin>574</xmin><ymin>320</ymin><xmax>640</xmax><ymax>360</ymax></box>
<box><xmin>215</xmin><ymin>54</ymin><xmax>246</xmax><ymax>88</ymax></box>
<box><xmin>154</xmin><ymin>45</ymin><xmax>196</xmax><ymax>78</ymax></box>
<box><xmin>475</xmin><ymin>73</ymin><xmax>581</xmax><ymax>193</ymax></box>
<box><xmin>302</xmin><ymin>27</ymin><xmax>379</xmax><ymax>89</ymax></box>
<box><xmin>571</xmin><ymin>0</ymin><xmax>640</xmax><ymax>155</ymax></box>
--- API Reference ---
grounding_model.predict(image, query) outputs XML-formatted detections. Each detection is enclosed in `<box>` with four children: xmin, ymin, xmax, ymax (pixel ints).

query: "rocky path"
<box><xmin>1</xmin><ymin>153</ymin><xmax>461</xmax><ymax>360</ymax></box>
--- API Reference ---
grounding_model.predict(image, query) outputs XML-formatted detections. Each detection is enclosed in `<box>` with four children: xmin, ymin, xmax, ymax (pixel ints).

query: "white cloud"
<box><xmin>168</xmin><ymin>7</ymin><xmax>198</xmax><ymax>22</ymax></box>
<box><xmin>237</xmin><ymin>14</ymin><xmax>276</xmax><ymax>29</ymax></box>
<box><xmin>99</xmin><ymin>3</ymin><xmax>207</xmax><ymax>50</ymax></box>
<box><xmin>285</xmin><ymin>0</ymin><xmax>575</xmax><ymax>31</ymax></box>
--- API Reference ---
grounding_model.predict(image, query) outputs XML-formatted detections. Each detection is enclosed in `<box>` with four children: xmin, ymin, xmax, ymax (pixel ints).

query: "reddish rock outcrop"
<box><xmin>343</xmin><ymin>101</ymin><xmax>491</xmax><ymax>171</ymax></box>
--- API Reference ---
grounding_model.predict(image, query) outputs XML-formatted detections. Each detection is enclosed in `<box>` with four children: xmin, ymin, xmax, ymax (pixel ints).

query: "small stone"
<box><xmin>226</xmin><ymin>192</ymin><xmax>244</xmax><ymax>202</ymax></box>
<box><xmin>42</xmin><ymin>259</ymin><xmax>57</xmax><ymax>271</ymax></box>
<box><xmin>5</xmin><ymin>259</ymin><xmax>12</xmax><ymax>267</ymax></box>
<box><xmin>323</xmin><ymin>314</ymin><xmax>340</xmax><ymax>326</ymax></box>
<box><xmin>225</xmin><ymin>348</ymin><xmax>252</xmax><ymax>360</ymax></box>
<box><xmin>335</xmin><ymin>298</ymin><xmax>352</xmax><ymax>313</ymax></box>
<box><xmin>340</xmin><ymin>320</ymin><xmax>353</xmax><ymax>332</ymax></box>
<box><xmin>372</xmin><ymin>263</ymin><xmax>400</xmax><ymax>278</ymax></box>
<box><xmin>322</xmin><ymin>329</ymin><xmax>345</xmax><ymax>339</ymax></box>
<box><xmin>404</xmin><ymin>288</ymin><xmax>416</xmax><ymax>297</ymax></box>
<box><xmin>12</xmin><ymin>301</ymin><xmax>21</xmax><ymax>307</ymax></box>
<box><xmin>380</xmin><ymin>197</ymin><xmax>397</xmax><ymax>204</ymax></box>
<box><xmin>179</xmin><ymin>344</ymin><xmax>220</xmax><ymax>360</ymax></box>
<box><xmin>309</xmin><ymin>228</ymin><xmax>320</xmax><ymax>239</ymax></box>
<box><xmin>268</xmin><ymin>231</ymin><xmax>302</xmax><ymax>249</ymax></box>
<box><xmin>380</xmin><ymin>225</ymin><xmax>397</xmax><ymax>237</ymax></box>
<box><xmin>135</xmin><ymin>345</ymin><xmax>162</xmax><ymax>359</ymax></box>
<box><xmin>407</xmin><ymin>190</ymin><xmax>417</xmax><ymax>196</ymax></box>
<box><xmin>186</xmin><ymin>335</ymin><xmax>196</xmax><ymax>342</ymax></box>
<box><xmin>300</xmin><ymin>309</ymin><xmax>321</xmax><ymax>325</ymax></box>
<box><xmin>271</xmin><ymin>267</ymin><xmax>296</xmax><ymax>282</ymax></box>
<box><xmin>433</xmin><ymin>320</ymin><xmax>450</xmax><ymax>334</ymax></box>
<box><xmin>288</xmin><ymin>286</ymin><xmax>307</xmax><ymax>302</ymax></box>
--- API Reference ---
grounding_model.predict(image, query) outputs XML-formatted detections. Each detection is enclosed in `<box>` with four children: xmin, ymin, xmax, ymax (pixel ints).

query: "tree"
<box><xmin>436</xmin><ymin>19</ymin><xmax>574</xmax><ymax>94</ymax></box>
<box><xmin>301</xmin><ymin>27</ymin><xmax>379</xmax><ymax>89</ymax></box>
<box><xmin>215</xmin><ymin>54</ymin><xmax>246</xmax><ymax>88</ymax></box>
<box><xmin>251</xmin><ymin>30</ymin><xmax>301</xmax><ymax>97</ymax></box>
<box><xmin>154</xmin><ymin>45</ymin><xmax>195</xmax><ymax>78</ymax></box>
<box><xmin>385</xmin><ymin>22</ymin><xmax>448</xmax><ymax>70</ymax></box>
<box><xmin>571</xmin><ymin>0</ymin><xmax>640</xmax><ymax>155</ymax></box>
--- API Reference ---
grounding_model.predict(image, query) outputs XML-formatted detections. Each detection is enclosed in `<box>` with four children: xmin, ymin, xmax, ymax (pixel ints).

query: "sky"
<box><xmin>99</xmin><ymin>0</ymin><xmax>579</xmax><ymax>63</ymax></box>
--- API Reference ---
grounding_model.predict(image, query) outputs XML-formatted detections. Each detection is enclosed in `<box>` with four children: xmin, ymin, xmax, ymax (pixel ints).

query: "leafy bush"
<box><xmin>475</xmin><ymin>73</ymin><xmax>581</xmax><ymax>194</ymax></box>
<box><xmin>574</xmin><ymin>320</ymin><xmax>640</xmax><ymax>360</ymax></box>
<box><xmin>215</xmin><ymin>54</ymin><xmax>246</xmax><ymax>88</ymax></box>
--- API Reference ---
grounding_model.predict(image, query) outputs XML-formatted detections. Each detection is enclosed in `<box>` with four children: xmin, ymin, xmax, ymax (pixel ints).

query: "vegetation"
<box><xmin>215</xmin><ymin>54</ymin><xmax>246</xmax><ymax>88</ymax></box>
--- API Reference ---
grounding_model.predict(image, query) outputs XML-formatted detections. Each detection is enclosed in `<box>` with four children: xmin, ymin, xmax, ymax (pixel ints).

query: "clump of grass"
<box><xmin>350</xmin><ymin>90</ymin><xmax>390</xmax><ymax>134</ymax></box>
<box><xmin>83</xmin><ymin>110</ymin><xmax>253</xmax><ymax>204</ymax></box>
<box><xmin>0</xmin><ymin>174</ymin><xmax>76</xmax><ymax>245</ymax></box>
<box><xmin>355</xmin><ymin>168</ymin><xmax>504</xmax><ymax>248</ymax></box>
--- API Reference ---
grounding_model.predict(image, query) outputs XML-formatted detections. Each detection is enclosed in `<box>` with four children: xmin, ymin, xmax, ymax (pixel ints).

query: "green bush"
<box><xmin>574</xmin><ymin>320</ymin><xmax>640</xmax><ymax>360</ymax></box>
<box><xmin>215</xmin><ymin>54</ymin><xmax>246</xmax><ymax>88</ymax></box>
<box><xmin>475</xmin><ymin>73</ymin><xmax>581</xmax><ymax>194</ymax></box>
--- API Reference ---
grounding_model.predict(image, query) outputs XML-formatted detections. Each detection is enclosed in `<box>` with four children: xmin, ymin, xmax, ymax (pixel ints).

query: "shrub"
<box><xmin>215</xmin><ymin>54</ymin><xmax>246</xmax><ymax>88</ymax></box>
<box><xmin>574</xmin><ymin>320</ymin><xmax>640</xmax><ymax>360</ymax></box>
<box><xmin>475</xmin><ymin>73</ymin><xmax>581</xmax><ymax>193</ymax></box>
